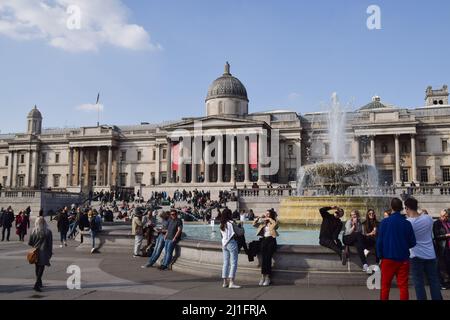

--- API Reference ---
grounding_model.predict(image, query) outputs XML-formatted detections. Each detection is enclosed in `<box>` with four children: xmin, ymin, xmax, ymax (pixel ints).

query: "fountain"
<box><xmin>279</xmin><ymin>93</ymin><xmax>391</xmax><ymax>225</ymax></box>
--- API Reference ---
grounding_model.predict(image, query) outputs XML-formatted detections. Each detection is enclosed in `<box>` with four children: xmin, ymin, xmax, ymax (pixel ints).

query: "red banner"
<box><xmin>171</xmin><ymin>143</ymin><xmax>179</xmax><ymax>171</ymax></box>
<box><xmin>250</xmin><ymin>141</ymin><xmax>258</xmax><ymax>169</ymax></box>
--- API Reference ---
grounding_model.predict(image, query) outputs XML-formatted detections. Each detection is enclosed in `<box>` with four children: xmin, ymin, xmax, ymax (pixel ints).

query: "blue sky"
<box><xmin>1</xmin><ymin>0</ymin><xmax>450</xmax><ymax>133</ymax></box>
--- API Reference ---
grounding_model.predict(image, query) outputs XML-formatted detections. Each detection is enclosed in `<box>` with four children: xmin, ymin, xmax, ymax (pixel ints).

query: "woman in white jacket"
<box><xmin>220</xmin><ymin>208</ymin><xmax>241</xmax><ymax>289</ymax></box>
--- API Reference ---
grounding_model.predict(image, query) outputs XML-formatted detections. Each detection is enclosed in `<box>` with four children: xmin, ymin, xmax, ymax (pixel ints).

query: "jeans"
<box><xmin>91</xmin><ymin>230</ymin><xmax>97</xmax><ymax>249</ymax></box>
<box><xmin>380</xmin><ymin>259</ymin><xmax>410</xmax><ymax>300</ymax></box>
<box><xmin>147</xmin><ymin>233</ymin><xmax>165</xmax><ymax>266</ymax></box>
<box><xmin>134</xmin><ymin>235</ymin><xmax>143</xmax><ymax>256</ymax></box>
<box><xmin>222</xmin><ymin>239</ymin><xmax>239</xmax><ymax>279</ymax></box>
<box><xmin>60</xmin><ymin>231</ymin><xmax>67</xmax><ymax>243</ymax></box>
<box><xmin>260</xmin><ymin>237</ymin><xmax>277</xmax><ymax>276</ymax></box>
<box><xmin>1</xmin><ymin>227</ymin><xmax>11</xmax><ymax>241</ymax></box>
<box><xmin>410</xmin><ymin>257</ymin><xmax>443</xmax><ymax>300</ymax></box>
<box><xmin>437</xmin><ymin>248</ymin><xmax>450</xmax><ymax>285</ymax></box>
<box><xmin>68</xmin><ymin>222</ymin><xmax>78</xmax><ymax>238</ymax></box>
<box><xmin>161</xmin><ymin>239</ymin><xmax>176</xmax><ymax>268</ymax></box>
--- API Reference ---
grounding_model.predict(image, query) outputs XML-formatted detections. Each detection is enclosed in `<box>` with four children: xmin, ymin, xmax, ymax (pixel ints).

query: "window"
<box><xmin>153</xmin><ymin>149</ymin><xmax>156</xmax><ymax>161</ymax></box>
<box><xmin>39</xmin><ymin>175</ymin><xmax>47</xmax><ymax>188</ymax></box>
<box><xmin>53</xmin><ymin>174</ymin><xmax>60</xmax><ymax>188</ymax></box>
<box><xmin>162</xmin><ymin>149</ymin><xmax>167</xmax><ymax>160</ymax></box>
<box><xmin>442</xmin><ymin>140</ymin><xmax>448</xmax><ymax>153</ymax></box>
<box><xmin>419</xmin><ymin>140</ymin><xmax>427</xmax><ymax>153</ymax></box>
<box><xmin>20</xmin><ymin>154</ymin><xmax>25</xmax><ymax>164</ymax></box>
<box><xmin>41</xmin><ymin>153</ymin><xmax>47</xmax><ymax>163</ymax></box>
<box><xmin>401</xmin><ymin>169</ymin><xmax>409</xmax><ymax>182</ymax></box>
<box><xmin>119</xmin><ymin>173</ymin><xmax>127</xmax><ymax>187</ymax></box>
<box><xmin>2</xmin><ymin>176</ymin><xmax>7</xmax><ymax>186</ymax></box>
<box><xmin>381</xmin><ymin>143</ymin><xmax>388</xmax><ymax>154</ymax></box>
<box><xmin>401</xmin><ymin>142</ymin><xmax>408</xmax><ymax>154</ymax></box>
<box><xmin>324</xmin><ymin>143</ymin><xmax>329</xmax><ymax>156</ymax></box>
<box><xmin>55</xmin><ymin>153</ymin><xmax>60</xmax><ymax>164</ymax></box>
<box><xmin>120</xmin><ymin>151</ymin><xmax>127</xmax><ymax>162</ymax></box>
<box><xmin>5</xmin><ymin>156</ymin><xmax>8</xmax><ymax>167</ymax></box>
<box><xmin>420</xmin><ymin>168</ymin><xmax>428</xmax><ymax>183</ymax></box>
<box><xmin>287</xmin><ymin>145</ymin><xmax>294</xmax><ymax>156</ymax></box>
<box><xmin>362</xmin><ymin>142</ymin><xmax>368</xmax><ymax>154</ymax></box>
<box><xmin>161</xmin><ymin>173</ymin><xmax>167</xmax><ymax>184</ymax></box>
<box><xmin>135</xmin><ymin>172</ymin><xmax>143</xmax><ymax>184</ymax></box>
<box><xmin>137</xmin><ymin>151</ymin><xmax>142</xmax><ymax>162</ymax></box>
<box><xmin>443</xmin><ymin>168</ymin><xmax>450</xmax><ymax>182</ymax></box>
<box><xmin>18</xmin><ymin>175</ymin><xmax>25</xmax><ymax>187</ymax></box>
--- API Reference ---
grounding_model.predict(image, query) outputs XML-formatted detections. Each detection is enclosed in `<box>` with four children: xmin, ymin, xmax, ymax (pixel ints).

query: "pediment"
<box><xmin>163</xmin><ymin>116</ymin><xmax>267</xmax><ymax>131</ymax></box>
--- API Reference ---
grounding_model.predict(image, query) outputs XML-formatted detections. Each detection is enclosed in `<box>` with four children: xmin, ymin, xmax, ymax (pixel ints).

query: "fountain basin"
<box><xmin>279</xmin><ymin>196</ymin><xmax>391</xmax><ymax>225</ymax></box>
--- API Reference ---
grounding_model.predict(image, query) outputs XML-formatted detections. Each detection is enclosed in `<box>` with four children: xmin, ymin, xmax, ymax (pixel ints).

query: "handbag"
<box><xmin>232</xmin><ymin>222</ymin><xmax>245</xmax><ymax>238</ymax></box>
<box><xmin>27</xmin><ymin>247</ymin><xmax>39</xmax><ymax>264</ymax></box>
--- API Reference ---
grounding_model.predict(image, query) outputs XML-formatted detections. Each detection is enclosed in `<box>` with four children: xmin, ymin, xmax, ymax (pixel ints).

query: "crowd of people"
<box><xmin>2</xmin><ymin>189</ymin><xmax>449</xmax><ymax>300</ymax></box>
<box><xmin>318</xmin><ymin>198</ymin><xmax>449</xmax><ymax>300</ymax></box>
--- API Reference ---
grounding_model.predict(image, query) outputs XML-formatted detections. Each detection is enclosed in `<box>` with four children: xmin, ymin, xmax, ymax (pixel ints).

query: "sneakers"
<box><xmin>364</xmin><ymin>249</ymin><xmax>370</xmax><ymax>258</ymax></box>
<box><xmin>158</xmin><ymin>265</ymin><xmax>168</xmax><ymax>271</ymax></box>
<box><xmin>222</xmin><ymin>280</ymin><xmax>228</xmax><ymax>288</ymax></box>
<box><xmin>90</xmin><ymin>248</ymin><xmax>96</xmax><ymax>254</ymax></box>
<box><xmin>59</xmin><ymin>244</ymin><xmax>63</xmax><ymax>248</ymax></box>
<box><xmin>259</xmin><ymin>276</ymin><xmax>265</xmax><ymax>286</ymax></box>
<box><xmin>363</xmin><ymin>264</ymin><xmax>369</xmax><ymax>272</ymax></box>
<box><xmin>141</xmin><ymin>264</ymin><xmax>152</xmax><ymax>269</ymax></box>
<box><xmin>64</xmin><ymin>242</ymin><xmax>67</xmax><ymax>247</ymax></box>
<box><xmin>228</xmin><ymin>283</ymin><xmax>241</xmax><ymax>289</ymax></box>
<box><xmin>262</xmin><ymin>277</ymin><xmax>271</xmax><ymax>286</ymax></box>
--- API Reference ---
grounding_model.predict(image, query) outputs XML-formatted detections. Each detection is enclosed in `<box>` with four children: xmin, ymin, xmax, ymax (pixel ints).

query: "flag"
<box><xmin>250</xmin><ymin>141</ymin><xmax>258</xmax><ymax>169</ymax></box>
<box><xmin>96</xmin><ymin>93</ymin><xmax>100</xmax><ymax>104</ymax></box>
<box><xmin>172</xmin><ymin>143</ymin><xmax>180</xmax><ymax>171</ymax></box>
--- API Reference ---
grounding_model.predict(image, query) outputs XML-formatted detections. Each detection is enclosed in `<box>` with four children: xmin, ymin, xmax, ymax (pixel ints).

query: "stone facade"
<box><xmin>0</xmin><ymin>63</ymin><xmax>449</xmax><ymax>194</ymax></box>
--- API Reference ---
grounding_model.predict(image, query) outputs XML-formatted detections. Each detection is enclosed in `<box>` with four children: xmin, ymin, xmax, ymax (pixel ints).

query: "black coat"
<box><xmin>1</xmin><ymin>211</ymin><xmax>15</xmax><ymax>228</ymax></box>
<box><xmin>433</xmin><ymin>219</ymin><xmax>450</xmax><ymax>254</ymax></box>
<box><xmin>319</xmin><ymin>207</ymin><xmax>343</xmax><ymax>241</ymax></box>
<box><xmin>28</xmin><ymin>229</ymin><xmax>53</xmax><ymax>266</ymax></box>
<box><xmin>57</xmin><ymin>212</ymin><xmax>70</xmax><ymax>233</ymax></box>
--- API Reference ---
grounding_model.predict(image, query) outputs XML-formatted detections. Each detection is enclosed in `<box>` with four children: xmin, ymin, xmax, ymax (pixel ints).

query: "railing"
<box><xmin>237</xmin><ymin>188</ymin><xmax>298</xmax><ymax>198</ymax></box>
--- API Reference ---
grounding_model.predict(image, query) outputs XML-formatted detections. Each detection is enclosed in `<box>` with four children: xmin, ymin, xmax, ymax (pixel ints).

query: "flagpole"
<box><xmin>96</xmin><ymin>92</ymin><xmax>100</xmax><ymax>127</ymax></box>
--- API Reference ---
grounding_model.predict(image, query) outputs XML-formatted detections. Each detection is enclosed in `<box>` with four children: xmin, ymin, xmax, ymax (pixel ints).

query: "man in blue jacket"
<box><xmin>376</xmin><ymin>198</ymin><xmax>416</xmax><ymax>300</ymax></box>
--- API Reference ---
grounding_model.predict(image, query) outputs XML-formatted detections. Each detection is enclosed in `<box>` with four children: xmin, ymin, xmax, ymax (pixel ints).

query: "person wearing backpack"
<box><xmin>253</xmin><ymin>209</ymin><xmax>279</xmax><ymax>286</ymax></box>
<box><xmin>89</xmin><ymin>211</ymin><xmax>101</xmax><ymax>253</ymax></box>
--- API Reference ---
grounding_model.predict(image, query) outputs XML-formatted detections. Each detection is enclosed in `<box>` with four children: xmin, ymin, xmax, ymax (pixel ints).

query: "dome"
<box><xmin>28</xmin><ymin>105</ymin><xmax>42</xmax><ymax>118</ymax></box>
<box><xmin>359</xmin><ymin>96</ymin><xmax>390</xmax><ymax>111</ymax></box>
<box><xmin>206</xmin><ymin>62</ymin><xmax>248</xmax><ymax>102</ymax></box>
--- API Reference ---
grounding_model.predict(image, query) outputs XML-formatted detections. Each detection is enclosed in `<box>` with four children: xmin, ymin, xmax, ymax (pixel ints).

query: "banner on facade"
<box><xmin>172</xmin><ymin>143</ymin><xmax>179</xmax><ymax>171</ymax></box>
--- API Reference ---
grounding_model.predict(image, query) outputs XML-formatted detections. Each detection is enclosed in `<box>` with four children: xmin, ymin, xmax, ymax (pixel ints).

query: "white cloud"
<box><xmin>0</xmin><ymin>0</ymin><xmax>161</xmax><ymax>52</ymax></box>
<box><xmin>76</xmin><ymin>103</ymin><xmax>104</xmax><ymax>112</ymax></box>
<box><xmin>288</xmin><ymin>92</ymin><xmax>300</xmax><ymax>100</ymax></box>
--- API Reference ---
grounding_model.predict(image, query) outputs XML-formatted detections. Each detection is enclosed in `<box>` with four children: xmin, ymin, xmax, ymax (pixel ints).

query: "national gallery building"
<box><xmin>1</xmin><ymin>63</ymin><xmax>450</xmax><ymax>195</ymax></box>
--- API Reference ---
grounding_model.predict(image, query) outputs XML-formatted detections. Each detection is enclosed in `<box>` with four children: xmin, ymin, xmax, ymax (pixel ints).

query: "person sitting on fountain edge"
<box><xmin>319</xmin><ymin>206</ymin><xmax>346</xmax><ymax>265</ymax></box>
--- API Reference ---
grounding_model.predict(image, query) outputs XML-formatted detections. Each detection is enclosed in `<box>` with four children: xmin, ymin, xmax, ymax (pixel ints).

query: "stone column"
<box><xmin>107</xmin><ymin>147</ymin><xmax>113</xmax><ymax>186</ymax></box>
<box><xmin>217</xmin><ymin>135</ymin><xmax>224</xmax><ymax>183</ymax></box>
<box><xmin>244</xmin><ymin>137</ymin><xmax>250</xmax><ymax>184</ymax></box>
<box><xmin>191</xmin><ymin>138</ymin><xmax>197</xmax><ymax>184</ymax></box>
<box><xmin>411</xmin><ymin>134</ymin><xmax>417</xmax><ymax>183</ymax></box>
<box><xmin>78</xmin><ymin>148</ymin><xmax>84</xmax><ymax>186</ymax></box>
<box><xmin>370</xmin><ymin>136</ymin><xmax>376</xmax><ymax>167</ymax></box>
<box><xmin>354</xmin><ymin>136</ymin><xmax>360</xmax><ymax>163</ymax></box>
<box><xmin>295</xmin><ymin>138</ymin><xmax>302</xmax><ymax>172</ymax></box>
<box><xmin>204</xmin><ymin>141</ymin><xmax>210</xmax><ymax>183</ymax></box>
<box><xmin>30</xmin><ymin>151</ymin><xmax>37</xmax><ymax>188</ymax></box>
<box><xmin>96</xmin><ymin>148</ymin><xmax>101</xmax><ymax>187</ymax></box>
<box><xmin>166</xmin><ymin>139</ymin><xmax>172</xmax><ymax>183</ymax></box>
<box><xmin>27</xmin><ymin>151</ymin><xmax>33</xmax><ymax>187</ymax></box>
<box><xmin>7</xmin><ymin>151</ymin><xmax>13</xmax><ymax>187</ymax></box>
<box><xmin>12</xmin><ymin>151</ymin><xmax>18</xmax><ymax>188</ymax></box>
<box><xmin>395</xmin><ymin>134</ymin><xmax>401</xmax><ymax>184</ymax></box>
<box><xmin>68</xmin><ymin>148</ymin><xmax>73</xmax><ymax>187</ymax></box>
<box><xmin>230</xmin><ymin>135</ymin><xmax>236</xmax><ymax>184</ymax></box>
<box><xmin>155</xmin><ymin>144</ymin><xmax>160</xmax><ymax>185</ymax></box>
<box><xmin>257</xmin><ymin>133</ymin><xmax>264</xmax><ymax>184</ymax></box>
